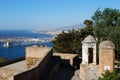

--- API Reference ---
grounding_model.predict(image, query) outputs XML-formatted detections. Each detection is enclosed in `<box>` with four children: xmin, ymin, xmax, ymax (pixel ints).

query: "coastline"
<box><xmin>0</xmin><ymin>30</ymin><xmax>54</xmax><ymax>60</ymax></box>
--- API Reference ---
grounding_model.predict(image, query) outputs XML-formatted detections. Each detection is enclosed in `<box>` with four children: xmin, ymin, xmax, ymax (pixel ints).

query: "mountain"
<box><xmin>32</xmin><ymin>23</ymin><xmax>85</xmax><ymax>35</ymax></box>
<box><xmin>54</xmin><ymin>23</ymin><xmax>85</xmax><ymax>31</ymax></box>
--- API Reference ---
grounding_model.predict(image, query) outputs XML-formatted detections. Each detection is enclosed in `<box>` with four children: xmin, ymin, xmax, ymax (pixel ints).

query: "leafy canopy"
<box><xmin>92</xmin><ymin>8</ymin><xmax>120</xmax><ymax>60</ymax></box>
<box><xmin>99</xmin><ymin>70</ymin><xmax>120</xmax><ymax>80</ymax></box>
<box><xmin>0</xmin><ymin>57</ymin><xmax>8</xmax><ymax>63</ymax></box>
<box><xmin>53</xmin><ymin>20</ymin><xmax>93</xmax><ymax>55</ymax></box>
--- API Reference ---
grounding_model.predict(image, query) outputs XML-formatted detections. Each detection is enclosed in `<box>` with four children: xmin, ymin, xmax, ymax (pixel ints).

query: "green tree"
<box><xmin>0</xmin><ymin>57</ymin><xmax>8</xmax><ymax>63</ymax></box>
<box><xmin>99</xmin><ymin>70</ymin><xmax>120</xmax><ymax>80</ymax></box>
<box><xmin>84</xmin><ymin>20</ymin><xmax>93</xmax><ymax>27</ymax></box>
<box><xmin>72</xmin><ymin>20</ymin><xmax>94</xmax><ymax>55</ymax></box>
<box><xmin>92</xmin><ymin>8</ymin><xmax>120</xmax><ymax>59</ymax></box>
<box><xmin>92</xmin><ymin>8</ymin><xmax>120</xmax><ymax>27</ymax></box>
<box><xmin>53</xmin><ymin>20</ymin><xmax>93</xmax><ymax>55</ymax></box>
<box><xmin>116</xmin><ymin>61</ymin><xmax>120</xmax><ymax>67</ymax></box>
<box><xmin>84</xmin><ymin>20</ymin><xmax>93</xmax><ymax>34</ymax></box>
<box><xmin>53</xmin><ymin>30</ymin><xmax>75</xmax><ymax>53</ymax></box>
<box><xmin>92</xmin><ymin>8</ymin><xmax>120</xmax><ymax>41</ymax></box>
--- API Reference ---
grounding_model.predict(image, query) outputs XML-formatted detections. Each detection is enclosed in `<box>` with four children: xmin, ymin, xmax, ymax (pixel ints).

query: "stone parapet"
<box><xmin>0</xmin><ymin>47</ymin><xmax>53</xmax><ymax>80</ymax></box>
<box><xmin>79</xmin><ymin>64</ymin><xmax>99</xmax><ymax>80</ymax></box>
<box><xmin>53</xmin><ymin>53</ymin><xmax>77</xmax><ymax>66</ymax></box>
<box><xmin>26</xmin><ymin>46</ymin><xmax>52</xmax><ymax>69</ymax></box>
<box><xmin>26</xmin><ymin>57</ymin><xmax>40</xmax><ymax>69</ymax></box>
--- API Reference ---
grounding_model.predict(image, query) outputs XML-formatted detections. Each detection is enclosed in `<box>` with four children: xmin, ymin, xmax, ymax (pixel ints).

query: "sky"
<box><xmin>0</xmin><ymin>0</ymin><xmax>120</xmax><ymax>30</ymax></box>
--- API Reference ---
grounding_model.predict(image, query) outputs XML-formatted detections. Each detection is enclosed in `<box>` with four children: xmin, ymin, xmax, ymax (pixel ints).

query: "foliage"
<box><xmin>92</xmin><ymin>8</ymin><xmax>120</xmax><ymax>40</ymax></box>
<box><xmin>116</xmin><ymin>61</ymin><xmax>120</xmax><ymax>67</ymax></box>
<box><xmin>53</xmin><ymin>30</ymin><xmax>75</xmax><ymax>53</ymax></box>
<box><xmin>53</xmin><ymin>8</ymin><xmax>120</xmax><ymax>58</ymax></box>
<box><xmin>92</xmin><ymin>8</ymin><xmax>120</xmax><ymax>59</ymax></box>
<box><xmin>53</xmin><ymin>20</ymin><xmax>93</xmax><ymax>55</ymax></box>
<box><xmin>99</xmin><ymin>70</ymin><xmax>120</xmax><ymax>80</ymax></box>
<box><xmin>0</xmin><ymin>57</ymin><xmax>8</xmax><ymax>63</ymax></box>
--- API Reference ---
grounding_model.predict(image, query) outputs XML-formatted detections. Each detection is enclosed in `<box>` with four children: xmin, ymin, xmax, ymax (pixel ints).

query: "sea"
<box><xmin>0</xmin><ymin>30</ymin><xmax>54</xmax><ymax>60</ymax></box>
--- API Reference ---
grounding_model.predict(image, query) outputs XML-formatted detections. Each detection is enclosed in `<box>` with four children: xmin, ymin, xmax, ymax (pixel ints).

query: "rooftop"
<box><xmin>82</xmin><ymin>35</ymin><xmax>97</xmax><ymax>43</ymax></box>
<box><xmin>99</xmin><ymin>41</ymin><xmax>115</xmax><ymax>49</ymax></box>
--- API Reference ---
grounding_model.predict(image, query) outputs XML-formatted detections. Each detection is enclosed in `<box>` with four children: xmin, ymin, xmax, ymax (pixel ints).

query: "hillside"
<box><xmin>32</xmin><ymin>23</ymin><xmax>85</xmax><ymax>35</ymax></box>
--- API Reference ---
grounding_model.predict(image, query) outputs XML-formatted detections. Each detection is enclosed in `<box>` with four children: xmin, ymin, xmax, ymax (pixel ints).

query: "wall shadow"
<box><xmin>52</xmin><ymin>59</ymin><xmax>75</xmax><ymax>80</ymax></box>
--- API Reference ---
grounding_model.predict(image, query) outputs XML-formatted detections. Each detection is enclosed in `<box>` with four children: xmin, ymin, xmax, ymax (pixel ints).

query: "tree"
<box><xmin>92</xmin><ymin>8</ymin><xmax>120</xmax><ymax>27</ymax></box>
<box><xmin>99</xmin><ymin>70</ymin><xmax>120</xmax><ymax>80</ymax></box>
<box><xmin>53</xmin><ymin>20</ymin><xmax>93</xmax><ymax>55</ymax></box>
<box><xmin>0</xmin><ymin>57</ymin><xmax>8</xmax><ymax>63</ymax></box>
<box><xmin>116</xmin><ymin>61</ymin><xmax>120</xmax><ymax>67</ymax></box>
<box><xmin>92</xmin><ymin>8</ymin><xmax>120</xmax><ymax>59</ymax></box>
<box><xmin>92</xmin><ymin>8</ymin><xmax>120</xmax><ymax>41</ymax></box>
<box><xmin>84</xmin><ymin>20</ymin><xmax>93</xmax><ymax>27</ymax></box>
<box><xmin>53</xmin><ymin>30</ymin><xmax>75</xmax><ymax>53</ymax></box>
<box><xmin>83</xmin><ymin>20</ymin><xmax>93</xmax><ymax>36</ymax></box>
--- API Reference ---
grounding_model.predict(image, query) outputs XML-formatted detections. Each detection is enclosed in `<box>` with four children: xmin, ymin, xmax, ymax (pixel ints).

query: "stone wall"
<box><xmin>99</xmin><ymin>49</ymin><xmax>115</xmax><ymax>74</ymax></box>
<box><xmin>0</xmin><ymin>47</ymin><xmax>53</xmax><ymax>80</ymax></box>
<box><xmin>13</xmin><ymin>47</ymin><xmax>53</xmax><ymax>80</ymax></box>
<box><xmin>26</xmin><ymin>57</ymin><xmax>40</xmax><ymax>69</ymax></box>
<box><xmin>99</xmin><ymin>41</ymin><xmax>115</xmax><ymax>74</ymax></box>
<box><xmin>26</xmin><ymin>47</ymin><xmax>52</xmax><ymax>69</ymax></box>
<box><xmin>46</xmin><ymin>61</ymin><xmax>60</xmax><ymax>80</ymax></box>
<box><xmin>53</xmin><ymin>53</ymin><xmax>77</xmax><ymax>66</ymax></box>
<box><xmin>79</xmin><ymin>64</ymin><xmax>99</xmax><ymax>80</ymax></box>
<box><xmin>79</xmin><ymin>64</ymin><xmax>87</xmax><ymax>80</ymax></box>
<box><xmin>0</xmin><ymin>57</ymin><xmax>25</xmax><ymax>67</ymax></box>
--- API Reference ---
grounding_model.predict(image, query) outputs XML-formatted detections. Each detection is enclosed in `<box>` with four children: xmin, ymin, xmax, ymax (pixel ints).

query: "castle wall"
<box><xmin>0</xmin><ymin>57</ymin><xmax>25</xmax><ymax>67</ymax></box>
<box><xmin>99</xmin><ymin>49</ymin><xmax>115</xmax><ymax>74</ymax></box>
<box><xmin>14</xmin><ymin>47</ymin><xmax>53</xmax><ymax>80</ymax></box>
<box><xmin>79</xmin><ymin>64</ymin><xmax>99</xmax><ymax>80</ymax></box>
<box><xmin>53</xmin><ymin>53</ymin><xmax>77</xmax><ymax>66</ymax></box>
<box><xmin>0</xmin><ymin>47</ymin><xmax>53</xmax><ymax>80</ymax></box>
<box><xmin>26</xmin><ymin>47</ymin><xmax>52</xmax><ymax>69</ymax></box>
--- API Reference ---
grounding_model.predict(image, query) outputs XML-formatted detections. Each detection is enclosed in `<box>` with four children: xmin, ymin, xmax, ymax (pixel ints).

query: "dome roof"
<box><xmin>99</xmin><ymin>41</ymin><xmax>115</xmax><ymax>49</ymax></box>
<box><xmin>82</xmin><ymin>35</ymin><xmax>97</xmax><ymax>43</ymax></box>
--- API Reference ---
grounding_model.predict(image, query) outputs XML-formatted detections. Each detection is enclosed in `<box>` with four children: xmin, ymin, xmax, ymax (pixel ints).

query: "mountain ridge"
<box><xmin>32</xmin><ymin>23</ymin><xmax>85</xmax><ymax>35</ymax></box>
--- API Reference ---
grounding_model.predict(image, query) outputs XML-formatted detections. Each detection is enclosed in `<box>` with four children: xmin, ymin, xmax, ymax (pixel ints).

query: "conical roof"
<box><xmin>82</xmin><ymin>35</ymin><xmax>97</xmax><ymax>43</ymax></box>
<box><xmin>99</xmin><ymin>41</ymin><xmax>115</xmax><ymax>49</ymax></box>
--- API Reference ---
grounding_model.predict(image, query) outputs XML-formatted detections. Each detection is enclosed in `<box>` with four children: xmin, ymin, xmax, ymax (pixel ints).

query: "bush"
<box><xmin>0</xmin><ymin>57</ymin><xmax>8</xmax><ymax>63</ymax></box>
<box><xmin>99</xmin><ymin>70</ymin><xmax>120</xmax><ymax>80</ymax></box>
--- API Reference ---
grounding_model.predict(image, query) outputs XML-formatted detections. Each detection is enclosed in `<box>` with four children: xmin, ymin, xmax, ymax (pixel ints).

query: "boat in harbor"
<box><xmin>3</xmin><ymin>42</ymin><xmax>12</xmax><ymax>48</ymax></box>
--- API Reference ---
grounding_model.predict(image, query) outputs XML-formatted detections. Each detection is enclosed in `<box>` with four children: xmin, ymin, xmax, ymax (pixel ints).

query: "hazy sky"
<box><xmin>0</xmin><ymin>0</ymin><xmax>120</xmax><ymax>30</ymax></box>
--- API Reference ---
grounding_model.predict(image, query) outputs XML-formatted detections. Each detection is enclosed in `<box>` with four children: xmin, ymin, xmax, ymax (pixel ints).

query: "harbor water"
<box><xmin>0</xmin><ymin>30</ymin><xmax>54</xmax><ymax>60</ymax></box>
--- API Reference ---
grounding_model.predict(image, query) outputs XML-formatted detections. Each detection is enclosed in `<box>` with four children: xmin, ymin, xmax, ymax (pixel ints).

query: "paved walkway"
<box><xmin>1</xmin><ymin>60</ymin><xmax>26</xmax><ymax>71</ymax></box>
<box><xmin>52</xmin><ymin>65</ymin><xmax>75</xmax><ymax>80</ymax></box>
<box><xmin>0</xmin><ymin>60</ymin><xmax>26</xmax><ymax>78</ymax></box>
